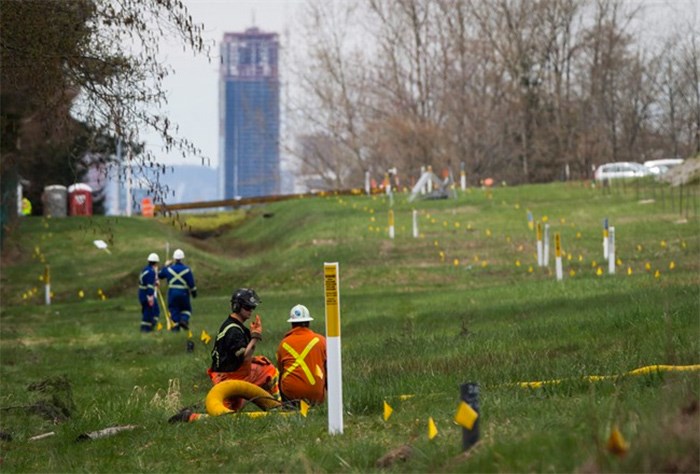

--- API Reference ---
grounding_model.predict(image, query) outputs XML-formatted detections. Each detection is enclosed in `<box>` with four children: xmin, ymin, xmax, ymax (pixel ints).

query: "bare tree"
<box><xmin>1</xmin><ymin>0</ymin><xmax>207</xmax><ymax>222</ymax></box>
<box><xmin>291</xmin><ymin>0</ymin><xmax>698</xmax><ymax>189</ymax></box>
<box><xmin>289</xmin><ymin>0</ymin><xmax>373</xmax><ymax>188</ymax></box>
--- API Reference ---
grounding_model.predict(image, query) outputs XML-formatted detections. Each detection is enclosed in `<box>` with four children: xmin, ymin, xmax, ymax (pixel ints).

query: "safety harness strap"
<box><xmin>166</xmin><ymin>267</ymin><xmax>191</xmax><ymax>289</ymax></box>
<box><xmin>281</xmin><ymin>337</ymin><xmax>320</xmax><ymax>385</ymax></box>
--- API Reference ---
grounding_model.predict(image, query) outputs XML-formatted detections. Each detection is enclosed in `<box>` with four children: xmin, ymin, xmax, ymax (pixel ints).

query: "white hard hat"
<box><xmin>147</xmin><ymin>252</ymin><xmax>159</xmax><ymax>263</ymax></box>
<box><xmin>173</xmin><ymin>249</ymin><xmax>185</xmax><ymax>260</ymax></box>
<box><xmin>288</xmin><ymin>304</ymin><xmax>313</xmax><ymax>323</ymax></box>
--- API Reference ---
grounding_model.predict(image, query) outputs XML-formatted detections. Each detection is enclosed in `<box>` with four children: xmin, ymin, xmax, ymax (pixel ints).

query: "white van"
<box><xmin>643</xmin><ymin>159</ymin><xmax>684</xmax><ymax>175</ymax></box>
<box><xmin>594</xmin><ymin>162</ymin><xmax>651</xmax><ymax>181</ymax></box>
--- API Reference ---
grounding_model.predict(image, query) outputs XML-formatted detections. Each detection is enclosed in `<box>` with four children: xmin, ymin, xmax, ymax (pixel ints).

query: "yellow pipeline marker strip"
<box><xmin>518</xmin><ymin>364</ymin><xmax>700</xmax><ymax>389</ymax></box>
<box><xmin>381</xmin><ymin>365</ymin><xmax>700</xmax><ymax>399</ymax></box>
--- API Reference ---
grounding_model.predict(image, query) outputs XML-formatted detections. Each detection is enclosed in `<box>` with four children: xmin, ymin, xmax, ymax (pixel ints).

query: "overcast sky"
<box><xmin>146</xmin><ymin>0</ymin><xmax>697</xmax><ymax>169</ymax></box>
<box><xmin>143</xmin><ymin>0</ymin><xmax>304</xmax><ymax>168</ymax></box>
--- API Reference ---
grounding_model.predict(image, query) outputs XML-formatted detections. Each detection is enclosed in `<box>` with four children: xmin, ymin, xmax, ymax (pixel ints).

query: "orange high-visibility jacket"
<box><xmin>276</xmin><ymin>327</ymin><xmax>327</xmax><ymax>403</ymax></box>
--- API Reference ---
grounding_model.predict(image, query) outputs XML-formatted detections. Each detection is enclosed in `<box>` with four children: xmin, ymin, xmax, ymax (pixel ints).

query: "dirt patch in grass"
<box><xmin>661</xmin><ymin>398</ymin><xmax>699</xmax><ymax>472</ymax></box>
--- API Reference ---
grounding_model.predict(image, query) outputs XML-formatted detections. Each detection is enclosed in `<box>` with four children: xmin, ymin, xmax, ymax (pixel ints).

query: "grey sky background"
<box><xmin>144</xmin><ymin>0</ymin><xmax>303</xmax><ymax>168</ymax></box>
<box><xmin>145</xmin><ymin>0</ymin><xmax>697</xmax><ymax>169</ymax></box>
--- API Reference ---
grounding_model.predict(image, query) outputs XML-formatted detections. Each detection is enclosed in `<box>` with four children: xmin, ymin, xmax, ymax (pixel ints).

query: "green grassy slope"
<box><xmin>0</xmin><ymin>182</ymin><xmax>698</xmax><ymax>472</ymax></box>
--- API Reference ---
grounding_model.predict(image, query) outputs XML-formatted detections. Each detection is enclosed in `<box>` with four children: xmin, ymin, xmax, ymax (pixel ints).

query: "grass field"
<box><xmin>0</xmin><ymin>181</ymin><xmax>698</xmax><ymax>472</ymax></box>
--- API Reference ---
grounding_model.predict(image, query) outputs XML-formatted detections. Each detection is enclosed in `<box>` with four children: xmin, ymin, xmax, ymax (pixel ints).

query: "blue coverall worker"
<box><xmin>138</xmin><ymin>253</ymin><xmax>161</xmax><ymax>332</ymax></box>
<box><xmin>158</xmin><ymin>248</ymin><xmax>197</xmax><ymax>332</ymax></box>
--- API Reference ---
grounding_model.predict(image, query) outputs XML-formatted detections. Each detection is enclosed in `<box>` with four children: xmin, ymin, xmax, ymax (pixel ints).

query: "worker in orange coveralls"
<box><xmin>207</xmin><ymin>288</ymin><xmax>280</xmax><ymax>411</ymax></box>
<box><xmin>276</xmin><ymin>304</ymin><xmax>327</xmax><ymax>405</ymax></box>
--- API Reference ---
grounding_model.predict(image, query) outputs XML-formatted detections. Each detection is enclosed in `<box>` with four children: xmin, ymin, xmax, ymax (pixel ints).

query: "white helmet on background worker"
<box><xmin>288</xmin><ymin>304</ymin><xmax>313</xmax><ymax>323</ymax></box>
<box><xmin>147</xmin><ymin>253</ymin><xmax>160</xmax><ymax>263</ymax></box>
<box><xmin>173</xmin><ymin>249</ymin><xmax>185</xmax><ymax>260</ymax></box>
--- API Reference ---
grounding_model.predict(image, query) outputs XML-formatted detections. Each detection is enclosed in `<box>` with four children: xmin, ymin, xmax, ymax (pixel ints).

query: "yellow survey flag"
<box><xmin>156</xmin><ymin>322</ymin><xmax>163</xmax><ymax>331</ymax></box>
<box><xmin>428</xmin><ymin>417</ymin><xmax>438</xmax><ymax>440</ymax></box>
<box><xmin>200</xmin><ymin>329</ymin><xmax>211</xmax><ymax>344</ymax></box>
<box><xmin>454</xmin><ymin>401</ymin><xmax>478</xmax><ymax>430</ymax></box>
<box><xmin>383</xmin><ymin>401</ymin><xmax>393</xmax><ymax>421</ymax></box>
<box><xmin>606</xmin><ymin>425</ymin><xmax>629</xmax><ymax>456</ymax></box>
<box><xmin>299</xmin><ymin>400</ymin><xmax>309</xmax><ymax>417</ymax></box>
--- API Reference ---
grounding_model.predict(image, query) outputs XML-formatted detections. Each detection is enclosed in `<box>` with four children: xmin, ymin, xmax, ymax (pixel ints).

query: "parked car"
<box><xmin>643</xmin><ymin>158</ymin><xmax>684</xmax><ymax>175</ymax></box>
<box><xmin>594</xmin><ymin>162</ymin><xmax>652</xmax><ymax>181</ymax></box>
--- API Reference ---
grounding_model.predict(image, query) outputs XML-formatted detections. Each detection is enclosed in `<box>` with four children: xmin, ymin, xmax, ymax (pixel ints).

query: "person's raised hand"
<box><xmin>250</xmin><ymin>314</ymin><xmax>262</xmax><ymax>340</ymax></box>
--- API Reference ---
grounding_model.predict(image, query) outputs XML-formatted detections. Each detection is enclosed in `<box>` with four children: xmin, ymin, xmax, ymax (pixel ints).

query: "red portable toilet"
<box><xmin>68</xmin><ymin>183</ymin><xmax>93</xmax><ymax>216</ymax></box>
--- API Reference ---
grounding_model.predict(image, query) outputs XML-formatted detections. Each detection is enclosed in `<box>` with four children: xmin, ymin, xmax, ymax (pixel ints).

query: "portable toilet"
<box><xmin>68</xmin><ymin>183</ymin><xmax>93</xmax><ymax>216</ymax></box>
<box><xmin>140</xmin><ymin>197</ymin><xmax>155</xmax><ymax>217</ymax></box>
<box><xmin>42</xmin><ymin>185</ymin><xmax>67</xmax><ymax>217</ymax></box>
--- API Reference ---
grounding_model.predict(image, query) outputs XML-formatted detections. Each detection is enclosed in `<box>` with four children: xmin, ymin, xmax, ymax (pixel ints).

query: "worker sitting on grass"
<box><xmin>138</xmin><ymin>253</ymin><xmax>160</xmax><ymax>332</ymax></box>
<box><xmin>276</xmin><ymin>304</ymin><xmax>327</xmax><ymax>406</ymax></box>
<box><xmin>207</xmin><ymin>288</ymin><xmax>281</xmax><ymax>411</ymax></box>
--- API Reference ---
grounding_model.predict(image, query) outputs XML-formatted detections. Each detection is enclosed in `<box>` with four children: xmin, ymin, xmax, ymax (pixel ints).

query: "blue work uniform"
<box><xmin>158</xmin><ymin>262</ymin><xmax>197</xmax><ymax>331</ymax></box>
<box><xmin>138</xmin><ymin>264</ymin><xmax>160</xmax><ymax>332</ymax></box>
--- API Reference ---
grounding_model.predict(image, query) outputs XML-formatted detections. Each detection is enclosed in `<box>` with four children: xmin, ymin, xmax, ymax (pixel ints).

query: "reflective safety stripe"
<box><xmin>166</xmin><ymin>267</ymin><xmax>191</xmax><ymax>289</ymax></box>
<box><xmin>139</xmin><ymin>270</ymin><xmax>154</xmax><ymax>288</ymax></box>
<box><xmin>139</xmin><ymin>270</ymin><xmax>155</xmax><ymax>290</ymax></box>
<box><xmin>281</xmin><ymin>337</ymin><xmax>320</xmax><ymax>385</ymax></box>
<box><xmin>216</xmin><ymin>323</ymin><xmax>243</xmax><ymax>341</ymax></box>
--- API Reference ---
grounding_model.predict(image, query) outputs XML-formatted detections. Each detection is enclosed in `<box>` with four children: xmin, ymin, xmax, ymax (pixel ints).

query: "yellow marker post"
<box><xmin>555</xmin><ymin>233</ymin><xmax>563</xmax><ymax>281</ymax></box>
<box><xmin>388</xmin><ymin>209</ymin><xmax>395</xmax><ymax>239</ymax></box>
<box><xmin>603</xmin><ymin>218</ymin><xmax>609</xmax><ymax>260</ymax></box>
<box><xmin>324</xmin><ymin>262</ymin><xmax>343</xmax><ymax>435</ymax></box>
<box><xmin>543</xmin><ymin>223</ymin><xmax>550</xmax><ymax>267</ymax></box>
<box><xmin>44</xmin><ymin>265</ymin><xmax>51</xmax><ymax>305</ymax></box>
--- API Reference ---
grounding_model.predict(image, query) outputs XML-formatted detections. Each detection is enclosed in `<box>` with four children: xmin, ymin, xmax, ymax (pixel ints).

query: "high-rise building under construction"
<box><xmin>219</xmin><ymin>27</ymin><xmax>280</xmax><ymax>199</ymax></box>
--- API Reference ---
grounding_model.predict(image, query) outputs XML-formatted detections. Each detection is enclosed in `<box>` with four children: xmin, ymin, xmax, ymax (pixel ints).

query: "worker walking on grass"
<box><xmin>158</xmin><ymin>248</ymin><xmax>197</xmax><ymax>332</ymax></box>
<box><xmin>138</xmin><ymin>253</ymin><xmax>161</xmax><ymax>332</ymax></box>
<box><xmin>276</xmin><ymin>304</ymin><xmax>327</xmax><ymax>405</ymax></box>
<box><xmin>208</xmin><ymin>288</ymin><xmax>280</xmax><ymax>411</ymax></box>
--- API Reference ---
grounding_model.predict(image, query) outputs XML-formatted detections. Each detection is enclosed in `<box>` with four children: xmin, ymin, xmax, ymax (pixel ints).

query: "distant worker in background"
<box><xmin>138</xmin><ymin>253</ymin><xmax>160</xmax><ymax>332</ymax></box>
<box><xmin>21</xmin><ymin>197</ymin><xmax>32</xmax><ymax>216</ymax></box>
<box><xmin>276</xmin><ymin>304</ymin><xmax>327</xmax><ymax>405</ymax></box>
<box><xmin>158</xmin><ymin>248</ymin><xmax>197</xmax><ymax>332</ymax></box>
<box><xmin>208</xmin><ymin>288</ymin><xmax>280</xmax><ymax>411</ymax></box>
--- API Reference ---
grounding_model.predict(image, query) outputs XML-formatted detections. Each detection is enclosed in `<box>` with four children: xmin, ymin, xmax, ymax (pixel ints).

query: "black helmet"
<box><xmin>230</xmin><ymin>288</ymin><xmax>261</xmax><ymax>313</ymax></box>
